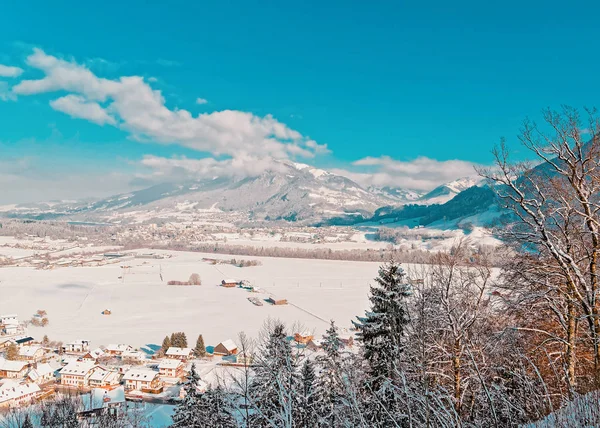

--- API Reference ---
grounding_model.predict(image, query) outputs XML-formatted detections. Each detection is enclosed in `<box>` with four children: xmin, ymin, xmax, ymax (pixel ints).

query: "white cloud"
<box><xmin>196</xmin><ymin>97</ymin><xmax>208</xmax><ymax>105</ymax></box>
<box><xmin>0</xmin><ymin>64</ymin><xmax>23</xmax><ymax>77</ymax></box>
<box><xmin>333</xmin><ymin>156</ymin><xmax>481</xmax><ymax>191</ymax></box>
<box><xmin>12</xmin><ymin>49</ymin><xmax>327</xmax><ymax>160</ymax></box>
<box><xmin>49</xmin><ymin>94</ymin><xmax>116</xmax><ymax>125</ymax></box>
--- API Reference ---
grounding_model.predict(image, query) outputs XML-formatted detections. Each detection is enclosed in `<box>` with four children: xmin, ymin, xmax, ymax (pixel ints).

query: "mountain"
<box><xmin>367</xmin><ymin>186</ymin><xmax>423</xmax><ymax>203</ymax></box>
<box><xmin>418</xmin><ymin>177</ymin><xmax>482</xmax><ymax>205</ymax></box>
<box><xmin>0</xmin><ymin>161</ymin><xmax>402</xmax><ymax>224</ymax></box>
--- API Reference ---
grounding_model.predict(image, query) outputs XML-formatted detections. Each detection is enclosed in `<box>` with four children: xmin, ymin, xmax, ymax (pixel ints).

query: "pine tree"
<box><xmin>352</xmin><ymin>260</ymin><xmax>411</xmax><ymax>424</ymax></box>
<box><xmin>22</xmin><ymin>413</ymin><xmax>34</xmax><ymax>428</ymax></box>
<box><xmin>161</xmin><ymin>335</ymin><xmax>172</xmax><ymax>354</ymax></box>
<box><xmin>197</xmin><ymin>385</ymin><xmax>236</xmax><ymax>427</ymax></box>
<box><xmin>249</xmin><ymin>322</ymin><xmax>298</xmax><ymax>427</ymax></box>
<box><xmin>316</xmin><ymin>320</ymin><xmax>346</xmax><ymax>426</ymax></box>
<box><xmin>194</xmin><ymin>334</ymin><xmax>206</xmax><ymax>358</ymax></box>
<box><xmin>171</xmin><ymin>332</ymin><xmax>188</xmax><ymax>348</ymax></box>
<box><xmin>295</xmin><ymin>359</ymin><xmax>318</xmax><ymax>427</ymax></box>
<box><xmin>171</xmin><ymin>363</ymin><xmax>202</xmax><ymax>427</ymax></box>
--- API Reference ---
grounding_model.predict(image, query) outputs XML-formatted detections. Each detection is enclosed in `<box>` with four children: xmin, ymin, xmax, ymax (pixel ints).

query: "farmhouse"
<box><xmin>213</xmin><ymin>340</ymin><xmax>238</xmax><ymax>356</ymax></box>
<box><xmin>105</xmin><ymin>344</ymin><xmax>133</xmax><ymax>356</ymax></box>
<box><xmin>165</xmin><ymin>347</ymin><xmax>193</xmax><ymax>360</ymax></box>
<box><xmin>81</xmin><ymin>348</ymin><xmax>105</xmax><ymax>362</ymax></box>
<box><xmin>59</xmin><ymin>361</ymin><xmax>98</xmax><ymax>387</ymax></box>
<box><xmin>121</xmin><ymin>350</ymin><xmax>145</xmax><ymax>362</ymax></box>
<box><xmin>122</xmin><ymin>368</ymin><xmax>162</xmax><ymax>392</ymax></box>
<box><xmin>62</xmin><ymin>339</ymin><xmax>90</xmax><ymax>354</ymax></box>
<box><xmin>18</xmin><ymin>345</ymin><xmax>45</xmax><ymax>362</ymax></box>
<box><xmin>27</xmin><ymin>363</ymin><xmax>55</xmax><ymax>384</ymax></box>
<box><xmin>0</xmin><ymin>380</ymin><xmax>41</xmax><ymax>408</ymax></box>
<box><xmin>266</xmin><ymin>297</ymin><xmax>288</xmax><ymax>305</ymax></box>
<box><xmin>0</xmin><ymin>359</ymin><xmax>28</xmax><ymax>379</ymax></box>
<box><xmin>158</xmin><ymin>359</ymin><xmax>184</xmax><ymax>378</ymax></box>
<box><xmin>221</xmin><ymin>279</ymin><xmax>239</xmax><ymax>288</ymax></box>
<box><xmin>13</xmin><ymin>336</ymin><xmax>34</xmax><ymax>347</ymax></box>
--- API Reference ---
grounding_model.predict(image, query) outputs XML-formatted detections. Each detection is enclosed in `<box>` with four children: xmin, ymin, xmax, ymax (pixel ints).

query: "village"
<box><xmin>0</xmin><ymin>308</ymin><xmax>355</xmax><ymax>422</ymax></box>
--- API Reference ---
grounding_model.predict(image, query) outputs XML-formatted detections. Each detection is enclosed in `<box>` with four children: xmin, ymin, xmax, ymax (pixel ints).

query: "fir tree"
<box><xmin>316</xmin><ymin>320</ymin><xmax>346</xmax><ymax>426</ymax></box>
<box><xmin>194</xmin><ymin>334</ymin><xmax>206</xmax><ymax>358</ymax></box>
<box><xmin>171</xmin><ymin>332</ymin><xmax>188</xmax><ymax>348</ymax></box>
<box><xmin>295</xmin><ymin>359</ymin><xmax>319</xmax><ymax>427</ymax></box>
<box><xmin>249</xmin><ymin>322</ymin><xmax>298</xmax><ymax>427</ymax></box>
<box><xmin>352</xmin><ymin>260</ymin><xmax>411</xmax><ymax>424</ymax></box>
<box><xmin>197</xmin><ymin>385</ymin><xmax>236</xmax><ymax>427</ymax></box>
<box><xmin>22</xmin><ymin>413</ymin><xmax>34</xmax><ymax>428</ymax></box>
<box><xmin>161</xmin><ymin>335</ymin><xmax>171</xmax><ymax>354</ymax></box>
<box><xmin>171</xmin><ymin>363</ymin><xmax>202</xmax><ymax>427</ymax></box>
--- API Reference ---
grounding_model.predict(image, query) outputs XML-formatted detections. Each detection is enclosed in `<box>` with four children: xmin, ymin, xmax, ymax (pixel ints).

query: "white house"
<box><xmin>121</xmin><ymin>350</ymin><xmax>145</xmax><ymax>362</ymax></box>
<box><xmin>0</xmin><ymin>380</ymin><xmax>41</xmax><ymax>408</ymax></box>
<box><xmin>81</xmin><ymin>348</ymin><xmax>105</xmax><ymax>362</ymax></box>
<box><xmin>122</xmin><ymin>368</ymin><xmax>161</xmax><ymax>392</ymax></box>
<box><xmin>62</xmin><ymin>340</ymin><xmax>90</xmax><ymax>354</ymax></box>
<box><xmin>27</xmin><ymin>363</ymin><xmax>55</xmax><ymax>384</ymax></box>
<box><xmin>0</xmin><ymin>315</ymin><xmax>18</xmax><ymax>325</ymax></box>
<box><xmin>59</xmin><ymin>361</ymin><xmax>98</xmax><ymax>387</ymax></box>
<box><xmin>18</xmin><ymin>345</ymin><xmax>45</xmax><ymax>362</ymax></box>
<box><xmin>0</xmin><ymin>359</ymin><xmax>28</xmax><ymax>379</ymax></box>
<box><xmin>165</xmin><ymin>347</ymin><xmax>193</xmax><ymax>360</ymax></box>
<box><xmin>105</xmin><ymin>344</ymin><xmax>133</xmax><ymax>356</ymax></box>
<box><xmin>88</xmin><ymin>367</ymin><xmax>121</xmax><ymax>388</ymax></box>
<box><xmin>158</xmin><ymin>359</ymin><xmax>184</xmax><ymax>378</ymax></box>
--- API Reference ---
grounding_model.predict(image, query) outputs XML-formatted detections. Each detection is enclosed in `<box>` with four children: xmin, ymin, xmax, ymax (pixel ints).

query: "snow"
<box><xmin>0</xmin><ymin>249</ymin><xmax>379</xmax><ymax>349</ymax></box>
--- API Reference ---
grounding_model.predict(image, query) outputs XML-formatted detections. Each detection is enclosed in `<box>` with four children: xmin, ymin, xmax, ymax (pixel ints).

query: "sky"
<box><xmin>0</xmin><ymin>0</ymin><xmax>599</xmax><ymax>204</ymax></box>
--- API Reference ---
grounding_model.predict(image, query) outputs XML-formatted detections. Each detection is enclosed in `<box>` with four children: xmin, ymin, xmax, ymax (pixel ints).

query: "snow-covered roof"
<box><xmin>159</xmin><ymin>359</ymin><xmax>182</xmax><ymax>369</ymax></box>
<box><xmin>121</xmin><ymin>350</ymin><xmax>144</xmax><ymax>359</ymax></box>
<box><xmin>89</xmin><ymin>368</ymin><xmax>120</xmax><ymax>383</ymax></box>
<box><xmin>122</xmin><ymin>368</ymin><xmax>158</xmax><ymax>381</ymax></box>
<box><xmin>0</xmin><ymin>358</ymin><xmax>28</xmax><ymax>372</ymax></box>
<box><xmin>166</xmin><ymin>347</ymin><xmax>192</xmax><ymax>356</ymax></box>
<box><xmin>0</xmin><ymin>380</ymin><xmax>40</xmax><ymax>404</ymax></box>
<box><xmin>65</xmin><ymin>339</ymin><xmax>89</xmax><ymax>346</ymax></box>
<box><xmin>19</xmin><ymin>345</ymin><xmax>42</xmax><ymax>358</ymax></box>
<box><xmin>222</xmin><ymin>279</ymin><xmax>239</xmax><ymax>284</ymax></box>
<box><xmin>106</xmin><ymin>344</ymin><xmax>132</xmax><ymax>352</ymax></box>
<box><xmin>86</xmin><ymin>386</ymin><xmax>125</xmax><ymax>411</ymax></box>
<box><xmin>60</xmin><ymin>361</ymin><xmax>97</xmax><ymax>376</ymax></box>
<box><xmin>218</xmin><ymin>339</ymin><xmax>237</xmax><ymax>351</ymax></box>
<box><xmin>28</xmin><ymin>363</ymin><xmax>54</xmax><ymax>381</ymax></box>
<box><xmin>88</xmin><ymin>348</ymin><xmax>105</xmax><ymax>358</ymax></box>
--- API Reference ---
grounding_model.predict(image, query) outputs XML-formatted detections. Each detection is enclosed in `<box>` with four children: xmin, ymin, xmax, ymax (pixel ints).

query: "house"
<box><xmin>0</xmin><ymin>380</ymin><xmax>41</xmax><ymax>408</ymax></box>
<box><xmin>266</xmin><ymin>297</ymin><xmax>288</xmax><ymax>305</ymax></box>
<box><xmin>158</xmin><ymin>359</ymin><xmax>184</xmax><ymax>378</ymax></box>
<box><xmin>87</xmin><ymin>367</ymin><xmax>121</xmax><ymax>388</ymax></box>
<box><xmin>62</xmin><ymin>340</ymin><xmax>90</xmax><ymax>354</ymax></box>
<box><xmin>121</xmin><ymin>350</ymin><xmax>145</xmax><ymax>362</ymax></box>
<box><xmin>294</xmin><ymin>331</ymin><xmax>314</xmax><ymax>345</ymax></box>
<box><xmin>81</xmin><ymin>348</ymin><xmax>105</xmax><ymax>363</ymax></box>
<box><xmin>59</xmin><ymin>361</ymin><xmax>98</xmax><ymax>387</ymax></box>
<box><xmin>13</xmin><ymin>336</ymin><xmax>34</xmax><ymax>347</ymax></box>
<box><xmin>78</xmin><ymin>386</ymin><xmax>125</xmax><ymax>421</ymax></box>
<box><xmin>105</xmin><ymin>344</ymin><xmax>133</xmax><ymax>356</ymax></box>
<box><xmin>27</xmin><ymin>363</ymin><xmax>55</xmax><ymax>384</ymax></box>
<box><xmin>165</xmin><ymin>347</ymin><xmax>193</xmax><ymax>360</ymax></box>
<box><xmin>221</xmin><ymin>279</ymin><xmax>239</xmax><ymax>288</ymax></box>
<box><xmin>122</xmin><ymin>368</ymin><xmax>162</xmax><ymax>393</ymax></box>
<box><xmin>0</xmin><ymin>359</ymin><xmax>28</xmax><ymax>379</ymax></box>
<box><xmin>0</xmin><ymin>314</ymin><xmax>18</xmax><ymax>325</ymax></box>
<box><xmin>1</xmin><ymin>319</ymin><xmax>19</xmax><ymax>336</ymax></box>
<box><xmin>213</xmin><ymin>340</ymin><xmax>238</xmax><ymax>356</ymax></box>
<box><xmin>18</xmin><ymin>345</ymin><xmax>45</xmax><ymax>362</ymax></box>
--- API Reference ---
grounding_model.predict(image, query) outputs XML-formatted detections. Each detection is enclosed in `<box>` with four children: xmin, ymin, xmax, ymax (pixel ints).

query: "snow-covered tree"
<box><xmin>295</xmin><ymin>359</ymin><xmax>319</xmax><ymax>427</ymax></box>
<box><xmin>315</xmin><ymin>320</ymin><xmax>346</xmax><ymax>426</ymax></box>
<box><xmin>196</xmin><ymin>385</ymin><xmax>236</xmax><ymax>427</ymax></box>
<box><xmin>194</xmin><ymin>334</ymin><xmax>206</xmax><ymax>358</ymax></box>
<box><xmin>249</xmin><ymin>321</ymin><xmax>298</xmax><ymax>427</ymax></box>
<box><xmin>171</xmin><ymin>363</ymin><xmax>202</xmax><ymax>427</ymax></box>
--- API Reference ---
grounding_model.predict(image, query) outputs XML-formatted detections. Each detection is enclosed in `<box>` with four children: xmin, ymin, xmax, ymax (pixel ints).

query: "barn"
<box><xmin>213</xmin><ymin>340</ymin><xmax>238</xmax><ymax>356</ymax></box>
<box><xmin>221</xmin><ymin>279</ymin><xmax>240</xmax><ymax>288</ymax></box>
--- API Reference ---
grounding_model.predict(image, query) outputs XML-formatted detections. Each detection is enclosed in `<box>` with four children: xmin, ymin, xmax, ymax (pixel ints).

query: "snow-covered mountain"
<box><xmin>0</xmin><ymin>161</ymin><xmax>403</xmax><ymax>224</ymax></box>
<box><xmin>418</xmin><ymin>177</ymin><xmax>482</xmax><ymax>205</ymax></box>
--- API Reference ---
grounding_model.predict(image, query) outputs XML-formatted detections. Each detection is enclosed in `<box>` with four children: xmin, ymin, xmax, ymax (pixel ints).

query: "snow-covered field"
<box><xmin>0</xmin><ymin>249</ymin><xmax>381</xmax><ymax>350</ymax></box>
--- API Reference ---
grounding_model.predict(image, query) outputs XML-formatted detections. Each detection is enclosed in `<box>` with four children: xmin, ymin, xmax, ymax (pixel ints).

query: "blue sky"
<box><xmin>0</xmin><ymin>0</ymin><xmax>598</xmax><ymax>203</ymax></box>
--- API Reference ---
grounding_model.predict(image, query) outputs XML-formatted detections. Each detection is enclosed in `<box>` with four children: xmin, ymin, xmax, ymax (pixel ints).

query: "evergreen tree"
<box><xmin>171</xmin><ymin>363</ymin><xmax>202</xmax><ymax>427</ymax></box>
<box><xmin>197</xmin><ymin>385</ymin><xmax>236</xmax><ymax>427</ymax></box>
<box><xmin>194</xmin><ymin>334</ymin><xmax>206</xmax><ymax>358</ymax></box>
<box><xmin>22</xmin><ymin>413</ymin><xmax>34</xmax><ymax>428</ymax></box>
<box><xmin>171</xmin><ymin>332</ymin><xmax>188</xmax><ymax>348</ymax></box>
<box><xmin>249</xmin><ymin>322</ymin><xmax>298</xmax><ymax>427</ymax></box>
<box><xmin>295</xmin><ymin>359</ymin><xmax>319</xmax><ymax>427</ymax></box>
<box><xmin>161</xmin><ymin>335</ymin><xmax>171</xmax><ymax>354</ymax></box>
<box><xmin>352</xmin><ymin>260</ymin><xmax>411</xmax><ymax>424</ymax></box>
<box><xmin>316</xmin><ymin>320</ymin><xmax>346</xmax><ymax>426</ymax></box>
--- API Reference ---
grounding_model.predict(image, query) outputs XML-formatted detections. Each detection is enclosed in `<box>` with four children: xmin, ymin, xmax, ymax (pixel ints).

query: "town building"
<box><xmin>62</xmin><ymin>340</ymin><xmax>91</xmax><ymax>354</ymax></box>
<box><xmin>27</xmin><ymin>363</ymin><xmax>55</xmax><ymax>384</ymax></box>
<box><xmin>18</xmin><ymin>345</ymin><xmax>45</xmax><ymax>362</ymax></box>
<box><xmin>87</xmin><ymin>367</ymin><xmax>121</xmax><ymax>388</ymax></box>
<box><xmin>105</xmin><ymin>344</ymin><xmax>133</xmax><ymax>356</ymax></box>
<box><xmin>59</xmin><ymin>361</ymin><xmax>98</xmax><ymax>387</ymax></box>
<box><xmin>0</xmin><ymin>359</ymin><xmax>28</xmax><ymax>379</ymax></box>
<box><xmin>165</xmin><ymin>347</ymin><xmax>193</xmax><ymax>360</ymax></box>
<box><xmin>0</xmin><ymin>380</ymin><xmax>41</xmax><ymax>408</ymax></box>
<box><xmin>158</xmin><ymin>359</ymin><xmax>184</xmax><ymax>378</ymax></box>
<box><xmin>122</xmin><ymin>368</ymin><xmax>162</xmax><ymax>393</ymax></box>
<box><xmin>214</xmin><ymin>340</ymin><xmax>238</xmax><ymax>356</ymax></box>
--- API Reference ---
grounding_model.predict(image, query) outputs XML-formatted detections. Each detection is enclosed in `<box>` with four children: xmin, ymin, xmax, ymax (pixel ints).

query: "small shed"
<box><xmin>267</xmin><ymin>297</ymin><xmax>288</xmax><ymax>305</ymax></box>
<box><xmin>213</xmin><ymin>340</ymin><xmax>238</xmax><ymax>356</ymax></box>
<box><xmin>221</xmin><ymin>279</ymin><xmax>239</xmax><ymax>288</ymax></box>
<box><xmin>101</xmin><ymin>309</ymin><xmax>112</xmax><ymax>315</ymax></box>
<box><xmin>294</xmin><ymin>331</ymin><xmax>314</xmax><ymax>344</ymax></box>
